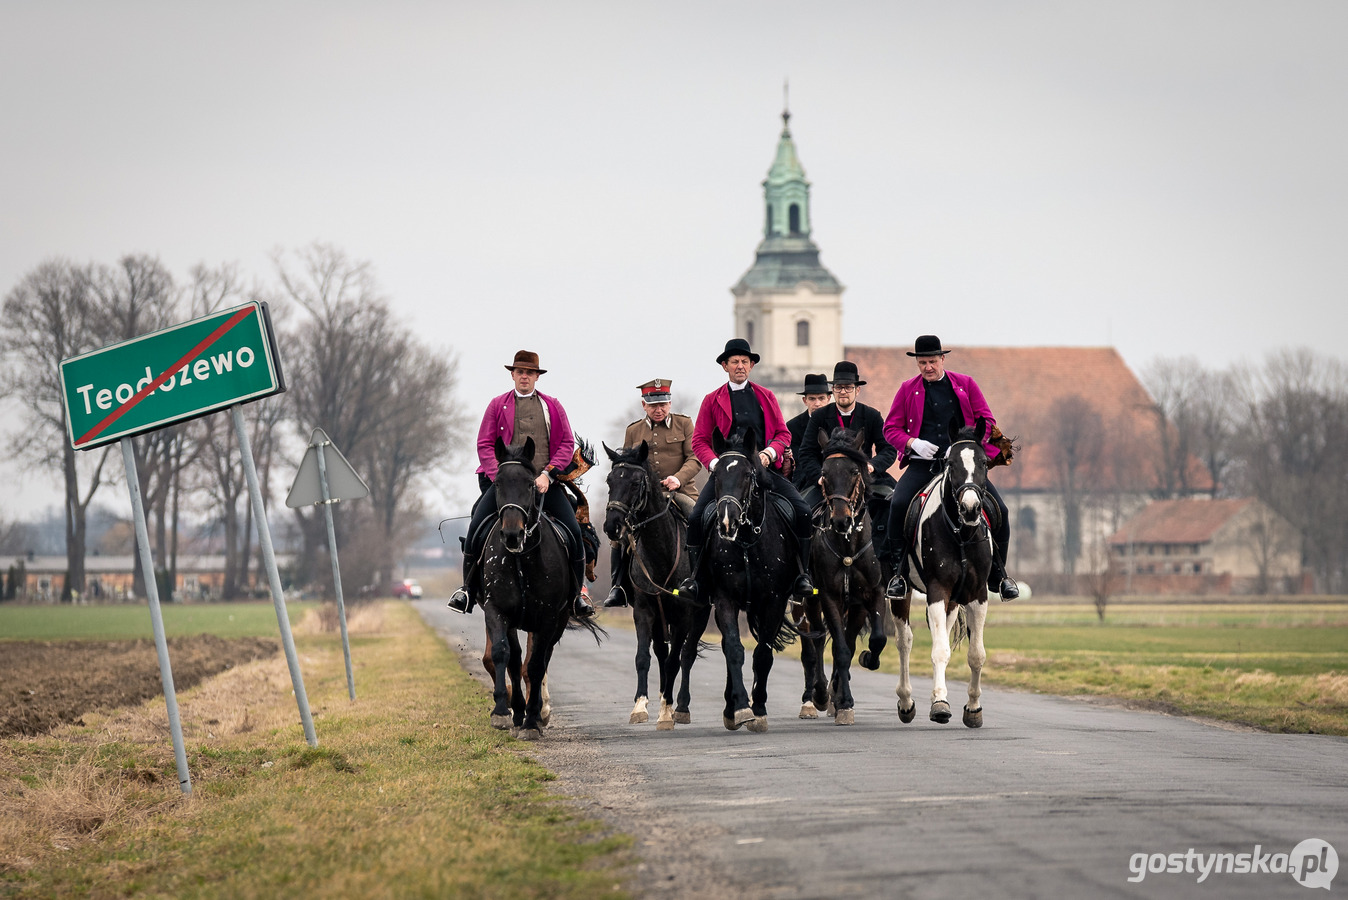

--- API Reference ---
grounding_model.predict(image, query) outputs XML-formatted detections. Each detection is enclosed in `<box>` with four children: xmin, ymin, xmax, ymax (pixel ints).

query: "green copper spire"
<box><xmin>763</xmin><ymin>92</ymin><xmax>810</xmax><ymax>239</ymax></box>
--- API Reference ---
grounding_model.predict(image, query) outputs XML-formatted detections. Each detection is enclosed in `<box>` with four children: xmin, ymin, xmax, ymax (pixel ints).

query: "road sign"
<box><xmin>60</xmin><ymin>300</ymin><xmax>285</xmax><ymax>451</ymax></box>
<box><xmin>286</xmin><ymin>429</ymin><xmax>370</xmax><ymax>508</ymax></box>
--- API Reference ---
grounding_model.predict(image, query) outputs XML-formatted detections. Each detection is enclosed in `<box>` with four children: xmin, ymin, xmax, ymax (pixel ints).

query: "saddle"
<box><xmin>699</xmin><ymin>490</ymin><xmax>794</xmax><ymax>544</ymax></box>
<box><xmin>900</xmin><ymin>474</ymin><xmax>1000</xmax><ymax>586</ymax></box>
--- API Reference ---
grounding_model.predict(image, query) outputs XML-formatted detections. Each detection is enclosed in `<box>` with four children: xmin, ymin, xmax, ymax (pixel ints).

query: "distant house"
<box><xmin>847</xmin><ymin>346</ymin><xmax>1213</xmax><ymax>582</ymax></box>
<box><xmin>1108</xmin><ymin>498</ymin><xmax>1304</xmax><ymax>595</ymax></box>
<box><xmin>7</xmin><ymin>554</ymin><xmax>297</xmax><ymax>602</ymax></box>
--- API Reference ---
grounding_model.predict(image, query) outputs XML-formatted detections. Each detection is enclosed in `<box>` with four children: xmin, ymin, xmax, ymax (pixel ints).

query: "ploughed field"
<box><xmin>0</xmin><ymin>634</ymin><xmax>278</xmax><ymax>737</ymax></box>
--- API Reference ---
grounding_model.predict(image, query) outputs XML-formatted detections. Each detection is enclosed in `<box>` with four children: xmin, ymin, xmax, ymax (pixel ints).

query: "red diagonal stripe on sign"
<box><xmin>74</xmin><ymin>306</ymin><xmax>257</xmax><ymax>447</ymax></box>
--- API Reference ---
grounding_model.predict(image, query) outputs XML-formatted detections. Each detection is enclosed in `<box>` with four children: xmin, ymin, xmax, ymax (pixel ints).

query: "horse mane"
<box><xmin>820</xmin><ymin>430</ymin><xmax>872</xmax><ymax>490</ymax></box>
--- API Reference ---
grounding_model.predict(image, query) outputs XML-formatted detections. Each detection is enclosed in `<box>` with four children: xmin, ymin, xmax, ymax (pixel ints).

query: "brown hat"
<box><xmin>505</xmin><ymin>350</ymin><xmax>547</xmax><ymax>374</ymax></box>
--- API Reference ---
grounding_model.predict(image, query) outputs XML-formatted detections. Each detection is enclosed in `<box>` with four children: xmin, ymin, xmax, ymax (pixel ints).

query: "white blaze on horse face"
<box><xmin>958</xmin><ymin>447</ymin><xmax>980</xmax><ymax>514</ymax></box>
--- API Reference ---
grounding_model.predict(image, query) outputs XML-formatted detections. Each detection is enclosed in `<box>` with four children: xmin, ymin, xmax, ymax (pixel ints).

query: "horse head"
<box><xmin>817</xmin><ymin>426</ymin><xmax>870</xmax><ymax>536</ymax></box>
<box><xmin>603</xmin><ymin>440</ymin><xmax>653</xmax><ymax>540</ymax></box>
<box><xmin>494</xmin><ymin>436</ymin><xmax>539</xmax><ymax>552</ymax></box>
<box><xmin>945</xmin><ymin>417</ymin><xmax>990</xmax><ymax>527</ymax></box>
<box><xmin>712</xmin><ymin>426</ymin><xmax>762</xmax><ymax>541</ymax></box>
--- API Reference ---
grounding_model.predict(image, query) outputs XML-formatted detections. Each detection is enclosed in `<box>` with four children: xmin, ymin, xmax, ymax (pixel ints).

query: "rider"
<box><xmin>603</xmin><ymin>378</ymin><xmax>702</xmax><ymax>609</ymax></box>
<box><xmin>785</xmin><ymin>373</ymin><xmax>831</xmax><ymax>496</ymax></box>
<box><xmin>449</xmin><ymin>350</ymin><xmax>596</xmax><ymax>618</ymax></box>
<box><xmin>676</xmin><ymin>338</ymin><xmax>815</xmax><ymax>604</ymax></box>
<box><xmin>797</xmin><ymin>360</ymin><xmax>898</xmax><ymax>541</ymax></box>
<box><xmin>881</xmin><ymin>335</ymin><xmax>1018</xmax><ymax>601</ymax></box>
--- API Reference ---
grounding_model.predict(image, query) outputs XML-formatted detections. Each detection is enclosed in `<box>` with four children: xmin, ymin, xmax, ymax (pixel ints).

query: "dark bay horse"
<box><xmin>893</xmin><ymin>418</ymin><xmax>994</xmax><ymax>728</ymax></box>
<box><xmin>603</xmin><ymin>441</ymin><xmax>710</xmax><ymax>731</ymax></box>
<box><xmin>799</xmin><ymin>427</ymin><xmax>887</xmax><ymax>726</ymax></box>
<box><xmin>480</xmin><ymin>437</ymin><xmax>603</xmax><ymax>739</ymax></box>
<box><xmin>698</xmin><ymin>427</ymin><xmax>799</xmax><ymax>733</ymax></box>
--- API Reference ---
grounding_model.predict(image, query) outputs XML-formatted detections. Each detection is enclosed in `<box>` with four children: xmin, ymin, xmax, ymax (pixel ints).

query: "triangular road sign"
<box><xmin>286</xmin><ymin>428</ymin><xmax>370</xmax><ymax>508</ymax></box>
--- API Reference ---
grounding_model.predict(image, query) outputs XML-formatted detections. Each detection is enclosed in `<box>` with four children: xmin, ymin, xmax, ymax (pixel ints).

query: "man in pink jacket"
<box><xmin>449</xmin><ymin>350</ymin><xmax>594</xmax><ymax>617</ymax></box>
<box><xmin>882</xmin><ymin>335</ymin><xmax>1017</xmax><ymax>601</ymax></box>
<box><xmin>677</xmin><ymin>338</ymin><xmax>814</xmax><ymax>603</ymax></box>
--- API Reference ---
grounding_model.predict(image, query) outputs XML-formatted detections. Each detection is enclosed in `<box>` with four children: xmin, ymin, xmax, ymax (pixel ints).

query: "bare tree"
<box><xmin>1239</xmin><ymin>502</ymin><xmax>1299</xmax><ymax>596</ymax></box>
<box><xmin>1190</xmin><ymin>366</ymin><xmax>1237</xmax><ymax>497</ymax></box>
<box><xmin>0</xmin><ymin>260</ymin><xmax>112</xmax><ymax>600</ymax></box>
<box><xmin>1142</xmin><ymin>356</ymin><xmax>1202</xmax><ymax>499</ymax></box>
<box><xmin>1044</xmin><ymin>394</ymin><xmax>1105</xmax><ymax>577</ymax></box>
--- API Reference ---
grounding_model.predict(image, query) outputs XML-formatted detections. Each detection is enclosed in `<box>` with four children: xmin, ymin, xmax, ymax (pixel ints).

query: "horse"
<box><xmin>603</xmin><ymin>441</ymin><xmax>711</xmax><ymax>731</ymax></box>
<box><xmin>478</xmin><ymin>436</ymin><xmax>603</xmax><ymax>739</ymax></box>
<box><xmin>697</xmin><ymin>426</ymin><xmax>800</xmax><ymax>733</ymax></box>
<box><xmin>798</xmin><ymin>427</ymin><xmax>887</xmax><ymax>726</ymax></box>
<box><xmin>892</xmin><ymin>418</ymin><xmax>994</xmax><ymax>728</ymax></box>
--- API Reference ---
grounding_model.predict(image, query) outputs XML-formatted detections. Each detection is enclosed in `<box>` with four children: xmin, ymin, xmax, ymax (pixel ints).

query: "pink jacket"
<box><xmin>691</xmin><ymin>382</ymin><xmax>791</xmax><ymax>470</ymax></box>
<box><xmin>882</xmin><ymin>371</ymin><xmax>1000</xmax><ymax>468</ymax></box>
<box><xmin>475</xmin><ymin>390</ymin><xmax>575</xmax><ymax>480</ymax></box>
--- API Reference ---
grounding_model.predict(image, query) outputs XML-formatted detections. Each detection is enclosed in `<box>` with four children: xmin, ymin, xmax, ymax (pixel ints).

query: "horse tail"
<box><xmin>746</xmin><ymin>603</ymin><xmax>798</xmax><ymax>652</ymax></box>
<box><xmin>950</xmin><ymin>606</ymin><xmax>968</xmax><ymax>650</ymax></box>
<box><xmin>566</xmin><ymin>616</ymin><xmax>608</xmax><ymax>645</ymax></box>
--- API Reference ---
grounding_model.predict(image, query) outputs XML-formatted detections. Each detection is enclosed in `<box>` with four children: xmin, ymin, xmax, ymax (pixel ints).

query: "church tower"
<box><xmin>731</xmin><ymin>101</ymin><xmax>844</xmax><ymax>406</ymax></box>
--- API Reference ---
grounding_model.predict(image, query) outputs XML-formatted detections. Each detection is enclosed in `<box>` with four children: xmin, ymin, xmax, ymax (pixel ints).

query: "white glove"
<box><xmin>909</xmin><ymin>439</ymin><xmax>939</xmax><ymax>460</ymax></box>
<box><xmin>709</xmin><ymin>457</ymin><xmax>719</xmax><ymax>471</ymax></box>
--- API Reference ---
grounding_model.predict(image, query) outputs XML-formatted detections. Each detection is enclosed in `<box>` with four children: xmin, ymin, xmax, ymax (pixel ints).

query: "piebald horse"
<box><xmin>893</xmin><ymin>418</ymin><xmax>994</xmax><ymax>728</ymax></box>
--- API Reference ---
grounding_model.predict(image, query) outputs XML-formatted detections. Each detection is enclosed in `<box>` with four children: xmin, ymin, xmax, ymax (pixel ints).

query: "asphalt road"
<box><xmin>415</xmin><ymin>600</ymin><xmax>1348</xmax><ymax>900</ymax></box>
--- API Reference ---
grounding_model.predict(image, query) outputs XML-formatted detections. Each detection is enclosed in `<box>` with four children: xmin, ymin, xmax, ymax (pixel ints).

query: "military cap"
<box><xmin>638</xmin><ymin>378</ymin><xmax>673</xmax><ymax>404</ymax></box>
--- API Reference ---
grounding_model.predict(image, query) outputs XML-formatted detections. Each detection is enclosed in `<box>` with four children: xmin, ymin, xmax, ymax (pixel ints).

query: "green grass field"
<box><xmin>0</xmin><ymin>601</ymin><xmax>312</xmax><ymax>642</ymax></box>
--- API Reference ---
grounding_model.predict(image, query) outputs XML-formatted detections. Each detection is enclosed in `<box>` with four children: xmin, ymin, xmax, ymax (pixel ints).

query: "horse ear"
<box><xmin>851</xmin><ymin>428</ymin><xmax>866</xmax><ymax>452</ymax></box>
<box><xmin>743</xmin><ymin>427</ymin><xmax>760</xmax><ymax>456</ymax></box>
<box><xmin>520</xmin><ymin>437</ymin><xmax>536</xmax><ymax>464</ymax></box>
<box><xmin>974</xmin><ymin>417</ymin><xmax>989</xmax><ymax>446</ymax></box>
<box><xmin>494</xmin><ymin>437</ymin><xmax>510</xmax><ymax>462</ymax></box>
<box><xmin>603</xmin><ymin>441</ymin><xmax>619</xmax><ymax>462</ymax></box>
<box><xmin>817</xmin><ymin>427</ymin><xmax>831</xmax><ymax>450</ymax></box>
<box><xmin>947</xmin><ymin>415</ymin><xmax>963</xmax><ymax>444</ymax></box>
<box><xmin>712</xmin><ymin>427</ymin><xmax>727</xmax><ymax>456</ymax></box>
<box><xmin>636</xmin><ymin>440</ymin><xmax>649</xmax><ymax>463</ymax></box>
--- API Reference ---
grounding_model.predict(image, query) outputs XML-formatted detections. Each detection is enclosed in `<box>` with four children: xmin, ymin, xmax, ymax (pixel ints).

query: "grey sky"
<box><xmin>3</xmin><ymin>2</ymin><xmax>1345</xmax><ymax>517</ymax></box>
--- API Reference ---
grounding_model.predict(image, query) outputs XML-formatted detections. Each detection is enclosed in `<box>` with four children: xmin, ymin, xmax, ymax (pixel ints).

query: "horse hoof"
<box><xmin>629</xmin><ymin>711</ymin><xmax>649</xmax><ymax>724</ymax></box>
<box><xmin>723</xmin><ymin>715</ymin><xmax>743</xmax><ymax>731</ymax></box>
<box><xmin>930</xmin><ymin>701</ymin><xmax>952</xmax><ymax>724</ymax></box>
<box><xmin>509</xmin><ymin>725</ymin><xmax>519</xmax><ymax>738</ymax></box>
<box><xmin>656</xmin><ymin>718</ymin><xmax>675</xmax><ymax>732</ymax></box>
<box><xmin>490</xmin><ymin>714</ymin><xmax>513</xmax><ymax>730</ymax></box>
<box><xmin>515</xmin><ymin>727</ymin><xmax>543</xmax><ymax>742</ymax></box>
<box><xmin>746</xmin><ymin>716</ymin><xmax>769</xmax><ymax>733</ymax></box>
<box><xmin>826</xmin><ymin>701</ymin><xmax>836</xmax><ymax>718</ymax></box>
<box><xmin>734</xmin><ymin>708</ymin><xmax>755</xmax><ymax>727</ymax></box>
<box><xmin>898</xmin><ymin>702</ymin><xmax>917</xmax><ymax>723</ymax></box>
<box><xmin>963</xmin><ymin>705</ymin><xmax>983</xmax><ymax>729</ymax></box>
<box><xmin>799</xmin><ymin>704</ymin><xmax>819</xmax><ymax>719</ymax></box>
<box><xmin>858</xmin><ymin>650</ymin><xmax>880</xmax><ymax>671</ymax></box>
<box><xmin>834</xmin><ymin>709</ymin><xmax>855</xmax><ymax>726</ymax></box>
<box><xmin>538</xmin><ymin>712</ymin><xmax>550</xmax><ymax>728</ymax></box>
<box><xmin>673</xmin><ymin>711</ymin><xmax>691</xmax><ymax>724</ymax></box>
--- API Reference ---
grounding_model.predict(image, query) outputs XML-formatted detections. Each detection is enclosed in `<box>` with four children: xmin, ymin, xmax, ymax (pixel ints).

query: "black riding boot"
<box><xmin>604</xmin><ymin>544</ymin><xmax>629</xmax><ymax>608</ymax></box>
<box><xmin>792</xmin><ymin>532</ymin><xmax>815</xmax><ymax>598</ymax></box>
<box><xmin>449</xmin><ymin>539</ymin><xmax>476</xmax><ymax>614</ymax></box>
<box><xmin>675</xmin><ymin>544</ymin><xmax>705</xmax><ymax>606</ymax></box>
<box><xmin>885</xmin><ymin>553</ymin><xmax>909</xmax><ymax>601</ymax></box>
<box><xmin>989</xmin><ymin>555</ymin><xmax>1019</xmax><ymax>601</ymax></box>
<box><xmin>571</xmin><ymin>556</ymin><xmax>595</xmax><ymax>618</ymax></box>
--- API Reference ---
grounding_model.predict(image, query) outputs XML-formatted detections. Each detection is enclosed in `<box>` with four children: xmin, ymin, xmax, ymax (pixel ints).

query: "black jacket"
<box><xmin>786</xmin><ymin>410</ymin><xmax>813</xmax><ymax>490</ymax></box>
<box><xmin>798</xmin><ymin>402</ymin><xmax>898</xmax><ymax>490</ymax></box>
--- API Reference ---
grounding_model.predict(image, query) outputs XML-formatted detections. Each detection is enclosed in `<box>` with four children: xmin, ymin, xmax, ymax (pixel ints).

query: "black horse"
<box><xmin>799</xmin><ymin>427</ymin><xmax>888</xmax><ymax>726</ymax></box>
<box><xmin>479</xmin><ymin>437</ymin><xmax>603</xmax><ymax>740</ymax></box>
<box><xmin>603</xmin><ymin>441</ymin><xmax>711</xmax><ymax>731</ymax></box>
<box><xmin>692</xmin><ymin>426</ymin><xmax>800</xmax><ymax>733</ymax></box>
<box><xmin>892</xmin><ymin>418</ymin><xmax>994</xmax><ymax>728</ymax></box>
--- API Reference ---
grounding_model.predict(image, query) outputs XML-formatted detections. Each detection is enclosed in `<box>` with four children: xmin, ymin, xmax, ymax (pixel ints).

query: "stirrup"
<box><xmin>602</xmin><ymin>585</ymin><xmax>628</xmax><ymax>608</ymax></box>
<box><xmin>448</xmin><ymin>587</ymin><xmax>473</xmax><ymax>615</ymax></box>
<box><xmin>998</xmin><ymin>577</ymin><xmax>1019</xmax><ymax>602</ymax></box>
<box><xmin>885</xmin><ymin>573</ymin><xmax>907</xmax><ymax>600</ymax></box>
<box><xmin>573</xmin><ymin>587</ymin><xmax>596</xmax><ymax>619</ymax></box>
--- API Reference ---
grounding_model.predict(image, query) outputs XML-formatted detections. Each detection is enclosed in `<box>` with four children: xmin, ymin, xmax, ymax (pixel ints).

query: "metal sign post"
<box><xmin>286</xmin><ymin>428</ymin><xmax>369</xmax><ymax>702</ymax></box>
<box><xmin>233</xmin><ymin>404</ymin><xmax>317</xmax><ymax>747</ymax></box>
<box><xmin>120</xmin><ymin>438</ymin><xmax>192</xmax><ymax>795</ymax></box>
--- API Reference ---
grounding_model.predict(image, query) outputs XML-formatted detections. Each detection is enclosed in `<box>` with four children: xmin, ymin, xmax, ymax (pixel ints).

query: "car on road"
<box><xmin>390</xmin><ymin>578</ymin><xmax>423</xmax><ymax>599</ymax></box>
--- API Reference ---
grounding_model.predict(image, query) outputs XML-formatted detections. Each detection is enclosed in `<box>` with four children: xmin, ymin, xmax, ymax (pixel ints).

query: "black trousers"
<box><xmin>885</xmin><ymin>459</ymin><xmax>1010</xmax><ymax>570</ymax></box>
<box><xmin>687</xmin><ymin>466</ymin><xmax>812</xmax><ymax>548</ymax></box>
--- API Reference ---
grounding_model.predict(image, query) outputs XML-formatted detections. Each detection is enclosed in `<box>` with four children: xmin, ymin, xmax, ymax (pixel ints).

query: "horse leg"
<box><xmin>926</xmin><ymin>597</ymin><xmax>953</xmax><ymax>724</ymax></box>
<box><xmin>715</xmin><ymin>599</ymin><xmax>753</xmax><ymax>730</ymax></box>
<box><xmin>858</xmin><ymin>597</ymin><xmax>887</xmax><ymax>671</ymax></box>
<box><xmin>630</xmin><ymin>602</ymin><xmax>653</xmax><ymax>724</ymax></box>
<box><xmin>507</xmin><ymin>629</ymin><xmax>527</xmax><ymax>729</ymax></box>
<box><xmin>650</xmin><ymin>609</ymin><xmax>675</xmax><ymax>731</ymax></box>
<box><xmin>895</xmin><ymin>604</ymin><xmax>916</xmax><ymax>723</ymax></box>
<box><xmin>799</xmin><ymin>602</ymin><xmax>826</xmax><ymax>718</ymax></box>
<box><xmin>484</xmin><ymin>612</ymin><xmax>513</xmax><ymax>730</ymax></box>
<box><xmin>674</xmin><ymin>607</ymin><xmax>708</xmax><ymax>724</ymax></box>
<box><xmin>747</xmin><ymin>641</ymin><xmax>774</xmax><ymax>733</ymax></box>
<box><xmin>518</xmin><ymin>631</ymin><xmax>556</xmax><ymax>740</ymax></box>
<box><xmin>823</xmin><ymin>599</ymin><xmax>855</xmax><ymax>724</ymax></box>
<box><xmin>962</xmin><ymin>600</ymin><xmax>989</xmax><ymax>728</ymax></box>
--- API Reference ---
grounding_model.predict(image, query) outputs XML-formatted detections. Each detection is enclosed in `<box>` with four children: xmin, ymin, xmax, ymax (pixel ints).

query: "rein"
<box><xmin>495</xmin><ymin>460</ymin><xmax>547</xmax><ymax>554</ymax></box>
<box><xmin>714</xmin><ymin>451</ymin><xmax>767</xmax><ymax>545</ymax></box>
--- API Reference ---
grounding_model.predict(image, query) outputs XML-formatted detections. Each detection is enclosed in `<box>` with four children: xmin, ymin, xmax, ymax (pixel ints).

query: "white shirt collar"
<box><xmin>727</xmin><ymin>380</ymin><xmax>750</xmax><ymax>392</ymax></box>
<box><xmin>514</xmin><ymin>389</ymin><xmax>537</xmax><ymax>399</ymax></box>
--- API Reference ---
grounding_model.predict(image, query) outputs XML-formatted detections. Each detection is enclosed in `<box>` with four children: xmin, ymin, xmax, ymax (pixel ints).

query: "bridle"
<box><xmin>817</xmin><ymin>452</ymin><xmax>866</xmax><ymax>536</ymax></box>
<box><xmin>495</xmin><ymin>460</ymin><xmax>546</xmax><ymax>552</ymax></box>
<box><xmin>942</xmin><ymin>440</ymin><xmax>989</xmax><ymax>532</ymax></box>
<box><xmin>714</xmin><ymin>451</ymin><xmax>763</xmax><ymax>543</ymax></box>
<box><xmin>605</xmin><ymin>462</ymin><xmax>672</xmax><ymax>537</ymax></box>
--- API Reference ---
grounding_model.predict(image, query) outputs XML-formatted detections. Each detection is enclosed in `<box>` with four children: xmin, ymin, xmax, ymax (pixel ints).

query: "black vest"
<box><xmin>919</xmin><ymin>376</ymin><xmax>962</xmax><ymax>450</ymax></box>
<box><xmin>729</xmin><ymin>385</ymin><xmax>766</xmax><ymax>449</ymax></box>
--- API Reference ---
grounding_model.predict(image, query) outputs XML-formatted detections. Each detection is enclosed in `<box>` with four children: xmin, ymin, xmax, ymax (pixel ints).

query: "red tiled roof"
<box><xmin>844</xmin><ymin>345</ymin><xmax>1214</xmax><ymax>493</ymax></box>
<box><xmin>1107</xmin><ymin>498</ymin><xmax>1253</xmax><ymax>545</ymax></box>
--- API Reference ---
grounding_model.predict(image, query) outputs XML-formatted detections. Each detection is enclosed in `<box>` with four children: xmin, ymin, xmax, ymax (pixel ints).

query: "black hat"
<box><xmin>797</xmin><ymin>373</ymin><xmax>831</xmax><ymax>396</ymax></box>
<box><xmin>716</xmin><ymin>338</ymin><xmax>760</xmax><ymax>365</ymax></box>
<box><xmin>906</xmin><ymin>335</ymin><xmax>950</xmax><ymax>358</ymax></box>
<box><xmin>830</xmin><ymin>361</ymin><xmax>866</xmax><ymax>386</ymax></box>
